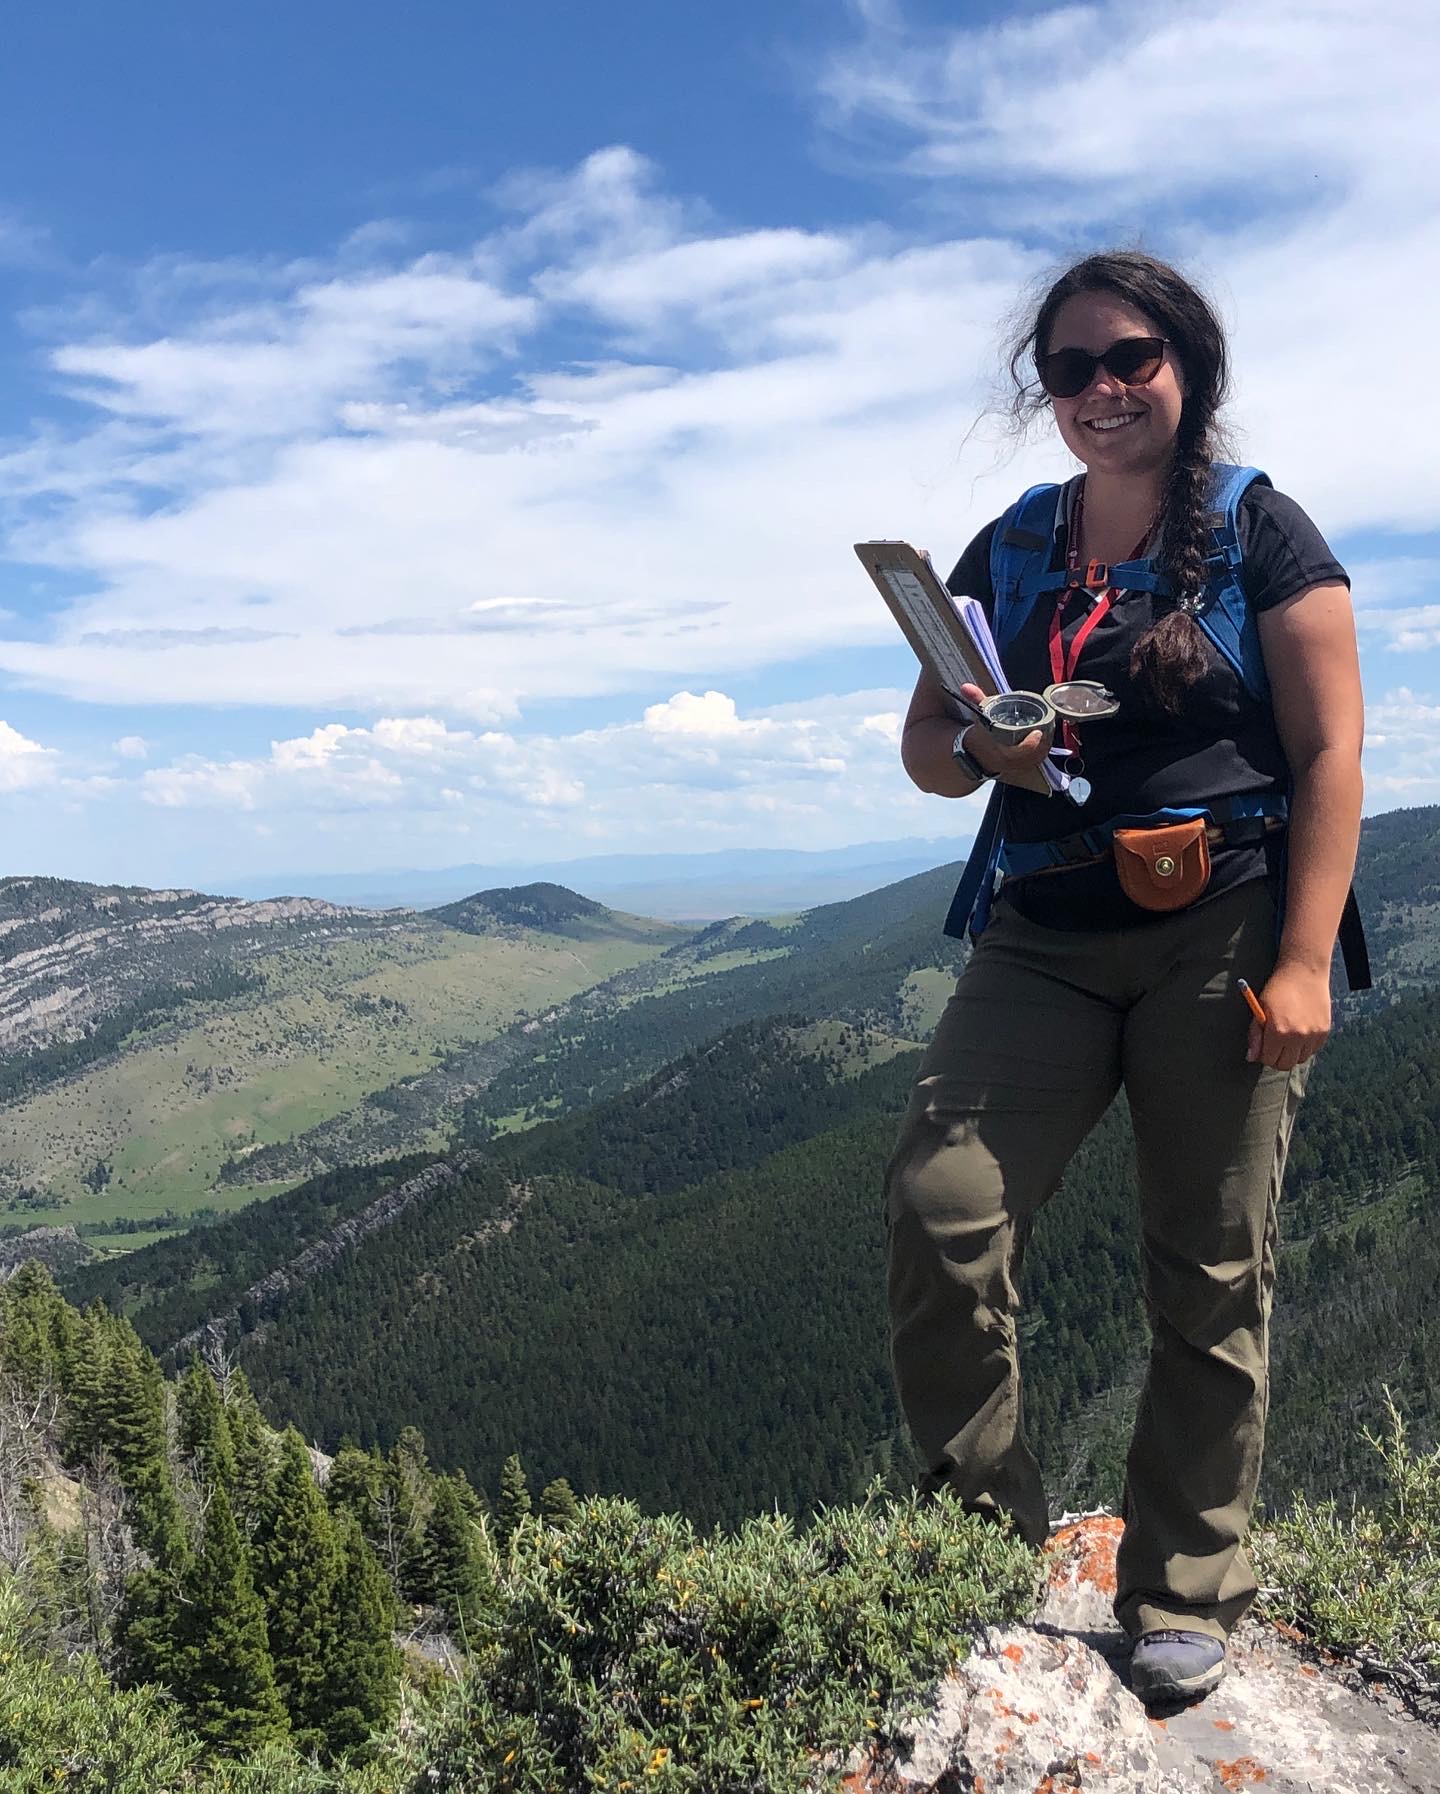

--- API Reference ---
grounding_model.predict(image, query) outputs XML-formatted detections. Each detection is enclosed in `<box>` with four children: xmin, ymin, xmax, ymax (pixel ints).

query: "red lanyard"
<box><xmin>1049</xmin><ymin>483</ymin><xmax>1151</xmax><ymax>757</ymax></box>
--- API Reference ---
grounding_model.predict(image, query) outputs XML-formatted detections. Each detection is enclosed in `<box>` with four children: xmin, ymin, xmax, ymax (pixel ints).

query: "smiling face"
<box><xmin>1045</xmin><ymin>289</ymin><xmax>1187</xmax><ymax>481</ymax></box>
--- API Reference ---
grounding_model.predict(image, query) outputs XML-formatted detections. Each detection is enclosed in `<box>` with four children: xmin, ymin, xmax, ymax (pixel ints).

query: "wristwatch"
<box><xmin>951</xmin><ymin>726</ymin><xmax>992</xmax><ymax>784</ymax></box>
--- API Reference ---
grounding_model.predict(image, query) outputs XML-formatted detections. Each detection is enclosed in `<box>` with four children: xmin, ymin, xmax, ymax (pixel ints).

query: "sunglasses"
<box><xmin>1036</xmin><ymin>335</ymin><xmax>1169</xmax><ymax>400</ymax></box>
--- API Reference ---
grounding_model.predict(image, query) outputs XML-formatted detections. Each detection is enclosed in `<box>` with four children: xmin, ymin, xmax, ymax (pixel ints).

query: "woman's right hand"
<box><xmin>955</xmin><ymin>684</ymin><xmax>1056</xmax><ymax>778</ymax></box>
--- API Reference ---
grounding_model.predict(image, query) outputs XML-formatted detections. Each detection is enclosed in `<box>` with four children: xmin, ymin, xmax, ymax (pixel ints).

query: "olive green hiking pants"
<box><xmin>883</xmin><ymin>878</ymin><xmax>1308</xmax><ymax>1642</ymax></box>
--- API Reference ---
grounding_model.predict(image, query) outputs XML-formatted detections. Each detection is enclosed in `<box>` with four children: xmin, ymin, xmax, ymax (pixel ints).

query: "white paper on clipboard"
<box><xmin>854</xmin><ymin>539</ymin><xmax>1056</xmax><ymax>796</ymax></box>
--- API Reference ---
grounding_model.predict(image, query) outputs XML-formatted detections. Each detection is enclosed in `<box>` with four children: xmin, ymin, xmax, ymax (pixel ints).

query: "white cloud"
<box><xmin>126</xmin><ymin>687</ymin><xmax>984</xmax><ymax>849</ymax></box>
<box><xmin>0</xmin><ymin>721</ymin><xmax>58</xmax><ymax>792</ymax></box>
<box><xmin>642</xmin><ymin>690</ymin><xmax>748</xmax><ymax>736</ymax></box>
<box><xmin>1362</xmin><ymin>687</ymin><xmax>1440</xmax><ymax>798</ymax></box>
<box><xmin>113</xmin><ymin>734</ymin><xmax>149</xmax><ymax>759</ymax></box>
<box><xmin>50</xmin><ymin>265</ymin><xmax>534</xmax><ymax>442</ymax></box>
<box><xmin>817</xmin><ymin>0</ymin><xmax>1432</xmax><ymax>212</ymax></box>
<box><xmin>1345</xmin><ymin>559</ymin><xmax>1440</xmax><ymax>652</ymax></box>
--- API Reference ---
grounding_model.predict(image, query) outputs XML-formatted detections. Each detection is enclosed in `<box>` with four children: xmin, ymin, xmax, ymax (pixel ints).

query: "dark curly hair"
<box><xmin>1004</xmin><ymin>250</ymin><xmax>1232</xmax><ymax>713</ymax></box>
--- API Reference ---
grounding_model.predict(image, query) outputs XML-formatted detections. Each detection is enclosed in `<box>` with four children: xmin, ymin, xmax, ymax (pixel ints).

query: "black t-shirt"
<box><xmin>946</xmin><ymin>480</ymin><xmax>1348</xmax><ymax>930</ymax></box>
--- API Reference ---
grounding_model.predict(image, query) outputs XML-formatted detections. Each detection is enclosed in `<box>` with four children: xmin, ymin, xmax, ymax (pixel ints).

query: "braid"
<box><xmin>1129</xmin><ymin>419</ymin><xmax>1215</xmax><ymax>714</ymax></box>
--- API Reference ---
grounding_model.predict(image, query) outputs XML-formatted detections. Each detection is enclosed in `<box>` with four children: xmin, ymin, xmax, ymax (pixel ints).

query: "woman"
<box><xmin>884</xmin><ymin>250</ymin><xmax>1363</xmax><ymax>1706</ymax></box>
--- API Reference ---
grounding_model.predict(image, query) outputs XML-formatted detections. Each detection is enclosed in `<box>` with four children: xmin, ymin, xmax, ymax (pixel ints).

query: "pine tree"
<box><xmin>91</xmin><ymin>1313</ymin><xmax>183</xmax><ymax>1560</ymax></box>
<box><xmin>495</xmin><ymin>1453</ymin><xmax>532</xmax><ymax>1545</ymax></box>
<box><xmin>325</xmin><ymin>1442</ymin><xmax>386</xmax><ymax>1538</ymax></box>
<box><xmin>319</xmin><ymin>1511</ymin><xmax>402</xmax><ymax>1758</ymax></box>
<box><xmin>449</xmin><ymin>1465</ymin><xmax>489</xmax><ymax>1524</ymax></box>
<box><xmin>539</xmin><ymin>1476</ymin><xmax>580</xmax><ymax>1530</ymax></box>
<box><xmin>62</xmin><ymin>1301</ymin><xmax>111</xmax><ymax>1468</ymax></box>
<box><xmin>251</xmin><ymin>1428</ymin><xmax>338</xmax><ymax>1747</ymax></box>
<box><xmin>177</xmin><ymin>1356</ymin><xmax>236</xmax><ymax>1493</ymax></box>
<box><xmin>0</xmin><ymin>1260</ymin><xmax>77</xmax><ymax>1391</ymax></box>
<box><xmin>420</xmin><ymin>1475</ymin><xmax>495</xmax><ymax>1634</ymax></box>
<box><xmin>175</xmin><ymin>1481</ymin><xmax>286</xmax><ymax>1753</ymax></box>
<box><xmin>115</xmin><ymin>1561</ymin><xmax>188</xmax><ymax>1694</ymax></box>
<box><xmin>224</xmin><ymin>1369</ymin><xmax>276</xmax><ymax>1532</ymax></box>
<box><xmin>383</xmin><ymin>1429</ymin><xmax>432</xmax><ymax>1602</ymax></box>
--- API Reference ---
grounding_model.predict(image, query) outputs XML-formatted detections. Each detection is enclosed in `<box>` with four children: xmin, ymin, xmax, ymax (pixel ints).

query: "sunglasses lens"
<box><xmin>1037</xmin><ymin>349</ymin><xmax>1093</xmax><ymax>399</ymax></box>
<box><xmin>1107</xmin><ymin>338</ymin><xmax>1165</xmax><ymax>384</ymax></box>
<box><xmin>1038</xmin><ymin>337</ymin><xmax>1166</xmax><ymax>397</ymax></box>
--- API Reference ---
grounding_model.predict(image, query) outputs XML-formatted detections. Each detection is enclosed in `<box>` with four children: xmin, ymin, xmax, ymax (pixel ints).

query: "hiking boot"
<box><xmin>1129</xmin><ymin>1628</ymin><xmax>1226</xmax><ymax>1704</ymax></box>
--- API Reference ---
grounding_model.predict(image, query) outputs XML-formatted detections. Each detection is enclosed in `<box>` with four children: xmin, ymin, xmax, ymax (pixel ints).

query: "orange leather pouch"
<box><xmin>1112</xmin><ymin>818</ymin><xmax>1211</xmax><ymax>912</ymax></box>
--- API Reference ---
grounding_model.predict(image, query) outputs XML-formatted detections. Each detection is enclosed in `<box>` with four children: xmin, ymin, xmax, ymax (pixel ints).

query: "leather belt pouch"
<box><xmin>1112</xmin><ymin>818</ymin><xmax>1211</xmax><ymax>911</ymax></box>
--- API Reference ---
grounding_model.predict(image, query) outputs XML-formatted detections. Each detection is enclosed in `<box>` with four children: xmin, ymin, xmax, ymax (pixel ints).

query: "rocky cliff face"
<box><xmin>841</xmin><ymin>1516</ymin><xmax>1440</xmax><ymax>1793</ymax></box>
<box><xmin>0</xmin><ymin>876</ymin><xmax>392</xmax><ymax>1054</ymax></box>
<box><xmin>0</xmin><ymin>1225</ymin><xmax>98</xmax><ymax>1276</ymax></box>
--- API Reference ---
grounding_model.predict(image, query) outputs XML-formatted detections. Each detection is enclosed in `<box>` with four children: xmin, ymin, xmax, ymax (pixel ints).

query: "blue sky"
<box><xmin>2</xmin><ymin>0</ymin><xmax>1437</xmax><ymax>888</ymax></box>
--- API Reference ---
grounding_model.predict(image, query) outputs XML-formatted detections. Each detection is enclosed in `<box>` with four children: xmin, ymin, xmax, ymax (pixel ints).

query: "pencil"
<box><xmin>1237</xmin><ymin>978</ymin><xmax>1268</xmax><ymax>1025</ymax></box>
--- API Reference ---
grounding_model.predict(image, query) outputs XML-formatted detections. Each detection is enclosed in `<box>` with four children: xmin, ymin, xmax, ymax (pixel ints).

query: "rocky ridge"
<box><xmin>0</xmin><ymin>1225</ymin><xmax>98</xmax><ymax>1276</ymax></box>
<box><xmin>0</xmin><ymin>878</ymin><xmax>396</xmax><ymax>1054</ymax></box>
<box><xmin>169</xmin><ymin>1153</ymin><xmax>529</xmax><ymax>1361</ymax></box>
<box><xmin>841</xmin><ymin>1515</ymin><xmax>1440</xmax><ymax>1793</ymax></box>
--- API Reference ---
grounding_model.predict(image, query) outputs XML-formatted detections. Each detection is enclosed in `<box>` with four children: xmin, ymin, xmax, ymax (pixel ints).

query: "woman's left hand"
<box><xmin>1248</xmin><ymin>961</ymin><xmax>1332</xmax><ymax>1070</ymax></box>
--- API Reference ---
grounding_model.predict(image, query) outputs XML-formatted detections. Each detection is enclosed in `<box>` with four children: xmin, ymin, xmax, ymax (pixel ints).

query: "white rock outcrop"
<box><xmin>841</xmin><ymin>1515</ymin><xmax>1440</xmax><ymax>1794</ymax></box>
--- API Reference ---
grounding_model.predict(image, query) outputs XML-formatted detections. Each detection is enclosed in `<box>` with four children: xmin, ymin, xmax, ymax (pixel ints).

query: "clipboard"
<box><xmin>855</xmin><ymin>539</ymin><xmax>1051</xmax><ymax>795</ymax></box>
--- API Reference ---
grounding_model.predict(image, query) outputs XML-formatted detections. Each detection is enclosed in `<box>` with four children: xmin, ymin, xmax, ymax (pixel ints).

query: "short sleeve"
<box><xmin>945</xmin><ymin>518</ymin><xmax>1000</xmax><ymax>611</ymax></box>
<box><xmin>1239</xmin><ymin>486</ymin><xmax>1349</xmax><ymax>612</ymax></box>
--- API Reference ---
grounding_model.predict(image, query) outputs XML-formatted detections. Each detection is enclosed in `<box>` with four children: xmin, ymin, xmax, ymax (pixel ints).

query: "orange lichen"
<box><xmin>839</xmin><ymin>1768</ymin><xmax>890</xmax><ymax>1794</ymax></box>
<box><xmin>1299</xmin><ymin>1665</ymin><xmax>1318</xmax><ymax>1678</ymax></box>
<box><xmin>1044</xmin><ymin>1515</ymin><xmax>1125</xmax><ymax>1595</ymax></box>
<box><xmin>1002</xmin><ymin>1643</ymin><xmax>1026</xmax><ymax>1664</ymax></box>
<box><xmin>1212</xmin><ymin>1718</ymin><xmax>1235</xmax><ymax>1732</ymax></box>
<box><xmin>1215</xmin><ymin>1757</ymin><xmax>1269</xmax><ymax>1788</ymax></box>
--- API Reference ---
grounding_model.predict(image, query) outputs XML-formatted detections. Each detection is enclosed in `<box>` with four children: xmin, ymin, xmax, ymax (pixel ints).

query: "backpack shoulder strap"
<box><xmin>1195</xmin><ymin>462</ymin><xmax>1271</xmax><ymax>702</ymax></box>
<box><xmin>989</xmin><ymin>483</ymin><xmax>1066</xmax><ymax>654</ymax></box>
<box><xmin>942</xmin><ymin>782</ymin><xmax>1007</xmax><ymax>942</ymax></box>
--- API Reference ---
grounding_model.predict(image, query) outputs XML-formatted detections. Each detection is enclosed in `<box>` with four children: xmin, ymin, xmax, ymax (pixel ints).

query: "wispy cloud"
<box><xmin>0</xmin><ymin>147</ymin><xmax>1037</xmax><ymax>716</ymax></box>
<box><xmin>817</xmin><ymin>0</ymin><xmax>1432</xmax><ymax>216</ymax></box>
<box><xmin>133</xmin><ymin>686</ymin><xmax>970</xmax><ymax>849</ymax></box>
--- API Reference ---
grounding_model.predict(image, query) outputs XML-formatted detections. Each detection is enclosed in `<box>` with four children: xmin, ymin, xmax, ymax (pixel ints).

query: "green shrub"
<box><xmin>1255</xmin><ymin>1392</ymin><xmax>1440</xmax><ymax>1718</ymax></box>
<box><xmin>383</xmin><ymin>1483</ymin><xmax>1040</xmax><ymax>1793</ymax></box>
<box><xmin>0</xmin><ymin>1574</ymin><xmax>203</xmax><ymax>1790</ymax></box>
<box><xmin>1</xmin><ymin>1487</ymin><xmax>1038</xmax><ymax>1794</ymax></box>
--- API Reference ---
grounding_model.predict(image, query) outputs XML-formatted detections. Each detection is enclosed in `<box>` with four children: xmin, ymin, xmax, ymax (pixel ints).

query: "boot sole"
<box><xmin>1132</xmin><ymin>1656</ymin><xmax>1226</xmax><ymax>1703</ymax></box>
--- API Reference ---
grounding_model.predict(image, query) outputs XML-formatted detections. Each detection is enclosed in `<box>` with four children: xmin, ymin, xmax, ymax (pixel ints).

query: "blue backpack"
<box><xmin>941</xmin><ymin>462</ymin><xmax>1371</xmax><ymax>989</ymax></box>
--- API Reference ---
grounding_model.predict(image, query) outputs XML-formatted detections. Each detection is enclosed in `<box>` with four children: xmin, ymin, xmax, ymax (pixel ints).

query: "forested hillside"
<box><xmin>65</xmin><ymin>985</ymin><xmax>1440</xmax><ymax>1531</ymax></box>
<box><xmin>195</xmin><ymin>866</ymin><xmax>967</xmax><ymax>1186</ymax></box>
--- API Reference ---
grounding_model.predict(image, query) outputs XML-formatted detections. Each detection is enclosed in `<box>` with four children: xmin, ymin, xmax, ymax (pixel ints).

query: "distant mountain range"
<box><xmin>7</xmin><ymin>804</ymin><xmax>1437</xmax><ymax>1240</ymax></box>
<box><xmin>217</xmin><ymin>838</ymin><xmax>972</xmax><ymax>919</ymax></box>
